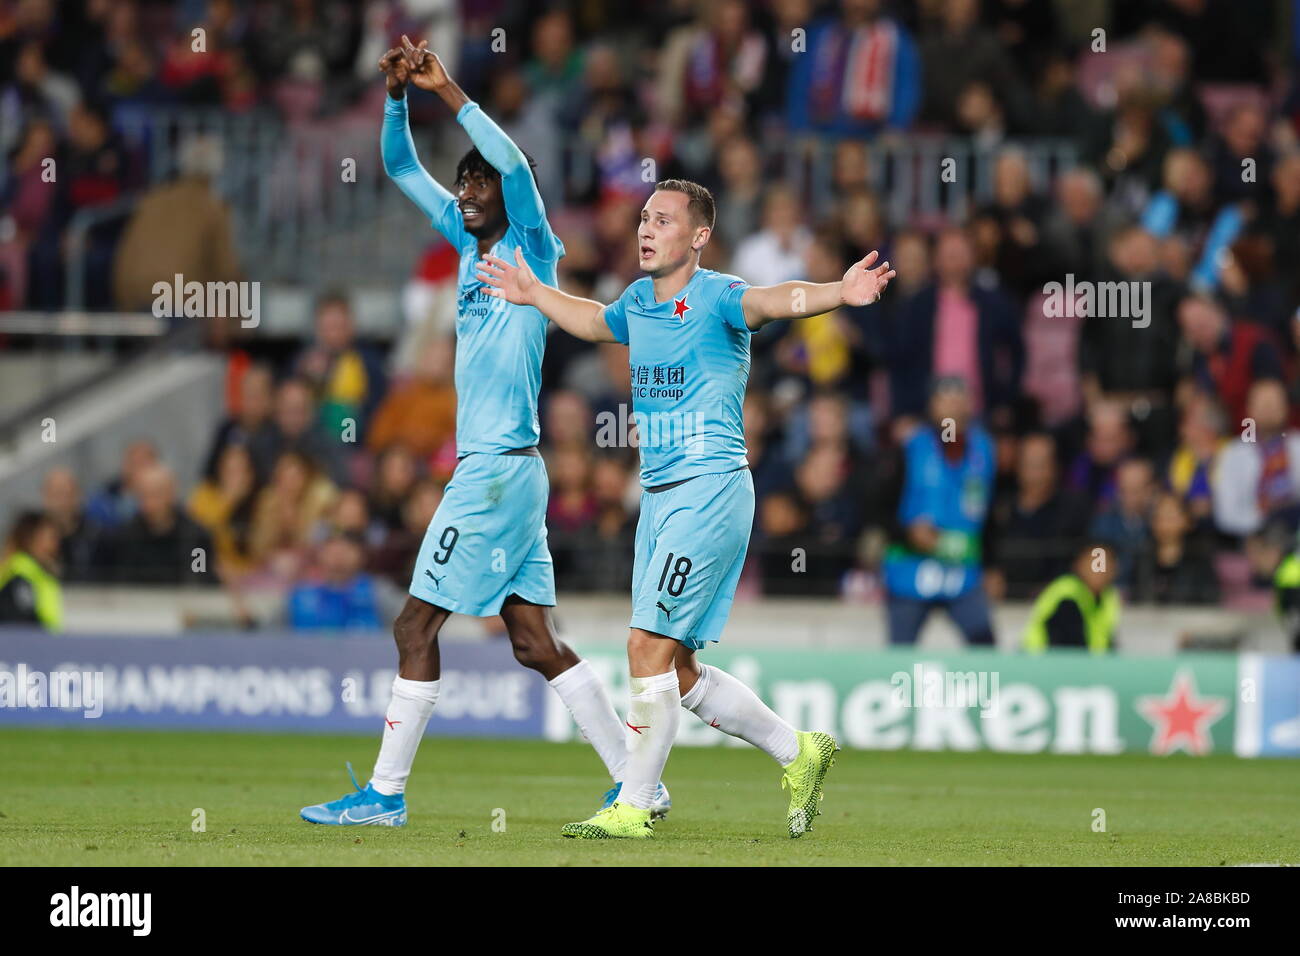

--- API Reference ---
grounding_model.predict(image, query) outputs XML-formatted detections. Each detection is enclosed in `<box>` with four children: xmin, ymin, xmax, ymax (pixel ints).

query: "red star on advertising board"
<box><xmin>672</xmin><ymin>296</ymin><xmax>690</xmax><ymax>319</ymax></box>
<box><xmin>1136</xmin><ymin>669</ymin><xmax>1227</xmax><ymax>756</ymax></box>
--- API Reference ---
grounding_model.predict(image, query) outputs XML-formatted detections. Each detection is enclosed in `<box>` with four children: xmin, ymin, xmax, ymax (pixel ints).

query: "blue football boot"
<box><xmin>300</xmin><ymin>763</ymin><xmax>407</xmax><ymax>827</ymax></box>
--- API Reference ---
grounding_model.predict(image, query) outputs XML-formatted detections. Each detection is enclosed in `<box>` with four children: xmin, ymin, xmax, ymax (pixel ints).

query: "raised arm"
<box><xmin>477</xmin><ymin>249</ymin><xmax>618</xmax><ymax>343</ymax></box>
<box><xmin>400</xmin><ymin>37</ymin><xmax>546</xmax><ymax>231</ymax></box>
<box><xmin>740</xmin><ymin>251</ymin><xmax>896</xmax><ymax>330</ymax></box>
<box><xmin>378</xmin><ymin>47</ymin><xmax>464</xmax><ymax>243</ymax></box>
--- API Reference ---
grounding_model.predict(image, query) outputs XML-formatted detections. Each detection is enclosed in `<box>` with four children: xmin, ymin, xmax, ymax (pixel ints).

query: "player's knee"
<box><xmin>509</xmin><ymin>632</ymin><xmax>561</xmax><ymax>671</ymax></box>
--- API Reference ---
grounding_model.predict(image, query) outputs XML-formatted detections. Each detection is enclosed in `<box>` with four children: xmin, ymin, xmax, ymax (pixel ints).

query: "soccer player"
<box><xmin>477</xmin><ymin>179</ymin><xmax>896</xmax><ymax>838</ymax></box>
<box><xmin>300</xmin><ymin>38</ymin><xmax>668</xmax><ymax>827</ymax></box>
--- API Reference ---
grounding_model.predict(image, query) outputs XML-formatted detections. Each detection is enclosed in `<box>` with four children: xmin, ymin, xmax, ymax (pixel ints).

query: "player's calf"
<box><xmin>392</xmin><ymin>596</ymin><xmax>449</xmax><ymax>681</ymax></box>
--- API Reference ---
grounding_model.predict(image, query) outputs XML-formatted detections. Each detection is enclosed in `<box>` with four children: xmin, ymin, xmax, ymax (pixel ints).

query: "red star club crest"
<box><xmin>672</xmin><ymin>296</ymin><xmax>691</xmax><ymax>319</ymax></box>
<box><xmin>1137</xmin><ymin>669</ymin><xmax>1227</xmax><ymax>755</ymax></box>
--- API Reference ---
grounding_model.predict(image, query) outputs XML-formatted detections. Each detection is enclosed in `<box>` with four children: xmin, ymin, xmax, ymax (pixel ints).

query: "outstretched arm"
<box><xmin>401</xmin><ymin>37</ymin><xmax>546</xmax><ymax>231</ymax></box>
<box><xmin>740</xmin><ymin>251</ymin><xmax>896</xmax><ymax>330</ymax></box>
<box><xmin>477</xmin><ymin>249</ymin><xmax>618</xmax><ymax>343</ymax></box>
<box><xmin>378</xmin><ymin>47</ymin><xmax>465</xmax><ymax>244</ymax></box>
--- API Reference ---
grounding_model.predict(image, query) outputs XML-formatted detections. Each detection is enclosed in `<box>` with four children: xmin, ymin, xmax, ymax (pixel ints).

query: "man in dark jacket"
<box><xmin>880</xmin><ymin>227</ymin><xmax>1024</xmax><ymax>427</ymax></box>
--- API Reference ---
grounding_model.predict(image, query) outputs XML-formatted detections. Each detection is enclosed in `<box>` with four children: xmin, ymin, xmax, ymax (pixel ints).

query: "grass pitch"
<box><xmin>2</xmin><ymin>728</ymin><xmax>1298</xmax><ymax>866</ymax></box>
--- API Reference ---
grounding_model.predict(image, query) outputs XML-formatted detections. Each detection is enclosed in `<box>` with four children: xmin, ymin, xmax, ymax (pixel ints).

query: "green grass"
<box><xmin>2</xmin><ymin>729</ymin><xmax>1298</xmax><ymax>866</ymax></box>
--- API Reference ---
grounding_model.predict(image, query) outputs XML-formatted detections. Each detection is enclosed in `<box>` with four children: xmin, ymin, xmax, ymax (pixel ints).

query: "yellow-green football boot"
<box><xmin>561</xmin><ymin>801</ymin><xmax>654</xmax><ymax>839</ymax></box>
<box><xmin>781</xmin><ymin>731</ymin><xmax>840</xmax><ymax>838</ymax></box>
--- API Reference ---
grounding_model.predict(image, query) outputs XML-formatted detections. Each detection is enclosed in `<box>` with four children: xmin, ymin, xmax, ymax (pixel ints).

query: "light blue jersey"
<box><xmin>603</xmin><ymin>268</ymin><xmax>756</xmax><ymax>646</ymax></box>
<box><xmin>382</xmin><ymin>96</ymin><xmax>564</xmax><ymax>456</ymax></box>
<box><xmin>602</xmin><ymin>269</ymin><xmax>752</xmax><ymax>487</ymax></box>
<box><xmin>381</xmin><ymin>94</ymin><xmax>561</xmax><ymax>612</ymax></box>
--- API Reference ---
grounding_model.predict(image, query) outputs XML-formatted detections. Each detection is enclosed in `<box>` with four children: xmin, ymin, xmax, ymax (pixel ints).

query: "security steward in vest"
<box><xmin>0</xmin><ymin>510</ymin><xmax>64</xmax><ymax>632</ymax></box>
<box><xmin>1023</xmin><ymin>540</ymin><xmax>1118</xmax><ymax>653</ymax></box>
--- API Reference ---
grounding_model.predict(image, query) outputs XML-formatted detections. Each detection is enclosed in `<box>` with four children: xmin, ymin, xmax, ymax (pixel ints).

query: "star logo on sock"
<box><xmin>626</xmin><ymin>721</ymin><xmax>650</xmax><ymax>734</ymax></box>
<box><xmin>385</xmin><ymin>718</ymin><xmax>402</xmax><ymax>730</ymax></box>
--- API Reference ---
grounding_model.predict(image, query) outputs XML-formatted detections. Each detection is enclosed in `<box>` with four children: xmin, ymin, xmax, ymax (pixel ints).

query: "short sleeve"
<box><xmin>714</xmin><ymin>275</ymin><xmax>751</xmax><ymax>331</ymax></box>
<box><xmin>602</xmin><ymin>287</ymin><xmax>632</xmax><ymax>344</ymax></box>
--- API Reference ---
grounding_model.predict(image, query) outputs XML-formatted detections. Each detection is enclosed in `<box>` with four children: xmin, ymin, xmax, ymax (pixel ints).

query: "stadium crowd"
<box><xmin>3</xmin><ymin>0</ymin><xmax>1300</xmax><ymax>639</ymax></box>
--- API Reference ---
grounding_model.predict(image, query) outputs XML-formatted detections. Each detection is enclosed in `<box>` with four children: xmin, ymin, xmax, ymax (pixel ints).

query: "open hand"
<box><xmin>476</xmin><ymin>248</ymin><xmax>538</xmax><ymax>306</ymax></box>
<box><xmin>841</xmin><ymin>250</ymin><xmax>896</xmax><ymax>306</ymax></box>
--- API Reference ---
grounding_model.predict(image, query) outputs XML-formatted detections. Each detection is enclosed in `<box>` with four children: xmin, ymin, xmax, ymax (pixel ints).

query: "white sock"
<box><xmin>619</xmin><ymin>670</ymin><xmax>679</xmax><ymax>809</ymax></box>
<box><xmin>548</xmin><ymin>659</ymin><xmax>628</xmax><ymax>782</ymax></box>
<box><xmin>370</xmin><ymin>676</ymin><xmax>440</xmax><ymax>796</ymax></box>
<box><xmin>682</xmin><ymin>664</ymin><xmax>800</xmax><ymax>766</ymax></box>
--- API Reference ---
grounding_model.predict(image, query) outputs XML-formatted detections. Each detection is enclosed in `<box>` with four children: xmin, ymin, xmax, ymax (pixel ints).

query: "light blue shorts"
<box><xmin>408</xmin><ymin>453</ymin><xmax>555</xmax><ymax>616</ymax></box>
<box><xmin>629</xmin><ymin>468</ymin><xmax>754</xmax><ymax>649</ymax></box>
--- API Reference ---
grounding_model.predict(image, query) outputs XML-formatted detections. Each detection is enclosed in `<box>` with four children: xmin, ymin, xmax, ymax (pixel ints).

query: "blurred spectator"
<box><xmin>791</xmin><ymin>441</ymin><xmax>862</xmax><ymax>594</ymax></box>
<box><xmin>656</xmin><ymin>0</ymin><xmax>767</xmax><ymax>128</ymax></box>
<box><xmin>1141</xmin><ymin>149</ymin><xmax>1242</xmax><ymax>292</ymax></box>
<box><xmin>757</xmin><ymin>490</ymin><xmax>812</xmax><ymax>596</ymax></box>
<box><xmin>0</xmin><ymin>511</ymin><xmax>63</xmax><ymax>631</ymax></box>
<box><xmin>85</xmin><ymin>439</ymin><xmax>159</xmax><ymax>529</ymax></box>
<box><xmin>712</xmin><ymin>136</ymin><xmax>764</xmax><ymax>249</ymax></box>
<box><xmin>773</xmin><ymin>237</ymin><xmax>877</xmax><ymax>408</ymax></box>
<box><xmin>732</xmin><ymin>184</ymin><xmax>810</xmax><ymax>286</ymax></box>
<box><xmin>319</xmin><ymin>487</ymin><xmax>379</xmax><ymax>546</ymax></box>
<box><xmin>1255</xmin><ymin>153</ymin><xmax>1300</xmax><ymax>311</ymax></box>
<box><xmin>1177</xmin><ymin>294</ymin><xmax>1284</xmax><ymax>427</ymax></box>
<box><xmin>187</xmin><ymin>442</ymin><xmax>259</xmax><ymax>577</ymax></box>
<box><xmin>248</xmin><ymin>449</ymin><xmax>338</xmax><ymax>573</ymax></box>
<box><xmin>988</xmin><ymin>432</ymin><xmax>1089</xmax><ymax>598</ymax></box>
<box><xmin>785</xmin><ymin>0</ymin><xmax>921</xmax><ymax>136</ymax></box>
<box><xmin>288</xmin><ymin>532</ymin><xmax>381</xmax><ymax>632</ymax></box>
<box><xmin>548</xmin><ymin>446</ymin><xmax>597</xmax><ymax>534</ymax></box>
<box><xmin>1022</xmin><ymin>539</ymin><xmax>1118</xmax><ymax>653</ymax></box>
<box><xmin>1078</xmin><ymin>226</ymin><xmax>1182</xmax><ymax>434</ymax></box>
<box><xmin>112</xmin><ymin>133</ymin><xmax>240</xmax><ymax>311</ymax></box>
<box><xmin>1218</xmin><ymin>234</ymin><xmax>1290</xmax><ymax>342</ymax></box>
<box><xmin>369</xmin><ymin>444</ymin><xmax>419</xmax><ymax>532</ymax></box>
<box><xmin>293</xmin><ymin>291</ymin><xmax>386</xmax><ymax>440</ymax></box>
<box><xmin>523</xmin><ymin>9</ymin><xmax>584</xmax><ymax>107</ymax></box>
<box><xmin>1040</xmin><ymin>167</ymin><xmax>1105</xmax><ymax>279</ymax></box>
<box><xmin>268</xmin><ymin>377</ymin><xmax>347</xmax><ymax>484</ymax></box>
<box><xmin>974</xmin><ymin>148</ymin><xmax>1050</xmax><ymax>295</ymax></box>
<box><xmin>366</xmin><ymin>337</ymin><xmax>456</xmax><ymax>459</ymax></box>
<box><xmin>920</xmin><ymin>0</ymin><xmax>1024</xmax><ymax>130</ymax></box>
<box><xmin>1065</xmin><ymin>400</ymin><xmax>1134</xmax><ymax>508</ymax></box>
<box><xmin>102</xmin><ymin>464</ymin><xmax>214</xmax><ymax>585</ymax></box>
<box><xmin>1165</xmin><ymin>395</ymin><xmax>1226</xmax><ymax>527</ymax></box>
<box><xmin>1213</xmin><ymin>379</ymin><xmax>1300</xmax><ymax>537</ymax></box>
<box><xmin>882</xmin><ymin>226</ymin><xmax>1023</xmax><ymax>422</ymax></box>
<box><xmin>1089</xmin><ymin>457</ymin><xmax>1156</xmax><ymax>592</ymax></box>
<box><xmin>543</xmin><ymin>389</ymin><xmax>595</xmax><ymax>451</ymax></box>
<box><xmin>1135</xmin><ymin>491</ymin><xmax>1219</xmax><ymax>605</ymax></box>
<box><xmin>7</xmin><ymin>40</ymin><xmax>80</xmax><ymax>130</ymax></box>
<box><xmin>202</xmin><ymin>362</ymin><xmax>277</xmax><ymax>482</ymax></box>
<box><xmin>27</xmin><ymin>99</ymin><xmax>129</xmax><ymax>308</ymax></box>
<box><xmin>564</xmin><ymin>454</ymin><xmax>637</xmax><ymax>592</ymax></box>
<box><xmin>41</xmin><ymin>466</ymin><xmax>100</xmax><ymax>583</ymax></box>
<box><xmin>883</xmin><ymin>378</ymin><xmax>996</xmax><ymax>646</ymax></box>
<box><xmin>1208</xmin><ymin>104</ymin><xmax>1272</xmax><ymax>207</ymax></box>
<box><xmin>744</xmin><ymin>391</ymin><xmax>792</xmax><ymax>501</ymax></box>
<box><xmin>370</xmin><ymin>478</ymin><xmax>443</xmax><ymax>588</ymax></box>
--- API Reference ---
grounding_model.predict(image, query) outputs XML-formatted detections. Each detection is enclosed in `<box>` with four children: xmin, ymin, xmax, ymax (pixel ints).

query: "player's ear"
<box><xmin>691</xmin><ymin>225</ymin><xmax>711</xmax><ymax>252</ymax></box>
